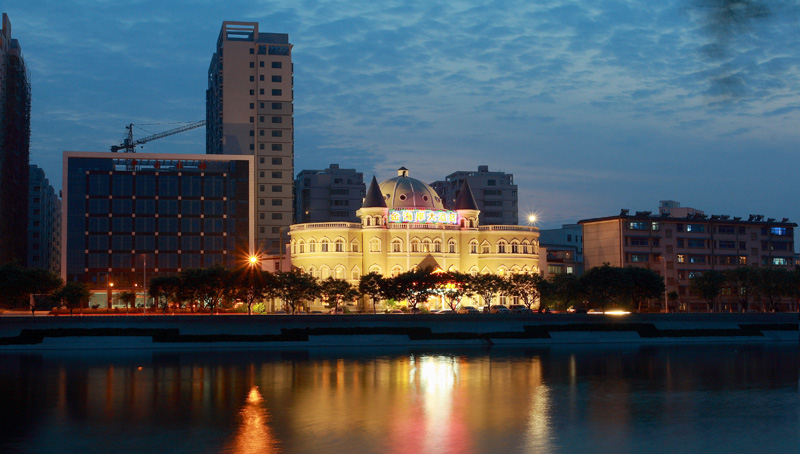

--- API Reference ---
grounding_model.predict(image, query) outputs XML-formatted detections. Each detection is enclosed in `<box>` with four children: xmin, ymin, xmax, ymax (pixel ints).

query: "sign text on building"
<box><xmin>388</xmin><ymin>209</ymin><xmax>458</xmax><ymax>225</ymax></box>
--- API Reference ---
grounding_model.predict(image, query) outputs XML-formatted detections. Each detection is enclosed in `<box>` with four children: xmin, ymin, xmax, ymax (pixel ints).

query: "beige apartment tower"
<box><xmin>207</xmin><ymin>21</ymin><xmax>293</xmax><ymax>255</ymax></box>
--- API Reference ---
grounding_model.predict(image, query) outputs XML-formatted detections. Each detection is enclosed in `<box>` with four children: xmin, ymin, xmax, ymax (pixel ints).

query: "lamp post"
<box><xmin>142</xmin><ymin>254</ymin><xmax>147</xmax><ymax>315</ymax></box>
<box><xmin>107</xmin><ymin>280</ymin><xmax>114</xmax><ymax>309</ymax></box>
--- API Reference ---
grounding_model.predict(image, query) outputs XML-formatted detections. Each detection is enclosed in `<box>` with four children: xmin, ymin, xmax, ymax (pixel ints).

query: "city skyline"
<box><xmin>6</xmin><ymin>1</ymin><xmax>800</xmax><ymax>231</ymax></box>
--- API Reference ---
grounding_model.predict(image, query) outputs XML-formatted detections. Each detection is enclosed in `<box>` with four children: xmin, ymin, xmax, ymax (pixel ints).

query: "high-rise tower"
<box><xmin>207</xmin><ymin>21</ymin><xmax>293</xmax><ymax>255</ymax></box>
<box><xmin>0</xmin><ymin>13</ymin><xmax>30</xmax><ymax>265</ymax></box>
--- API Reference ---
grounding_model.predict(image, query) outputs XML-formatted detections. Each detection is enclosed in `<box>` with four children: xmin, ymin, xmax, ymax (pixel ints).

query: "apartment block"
<box><xmin>0</xmin><ymin>13</ymin><xmax>30</xmax><ymax>265</ymax></box>
<box><xmin>295</xmin><ymin>164</ymin><xmax>365</xmax><ymax>224</ymax></box>
<box><xmin>28</xmin><ymin>165</ymin><xmax>61</xmax><ymax>274</ymax></box>
<box><xmin>539</xmin><ymin>224</ymin><xmax>584</xmax><ymax>276</ymax></box>
<box><xmin>62</xmin><ymin>152</ymin><xmax>254</xmax><ymax>306</ymax></box>
<box><xmin>579</xmin><ymin>208</ymin><xmax>796</xmax><ymax>311</ymax></box>
<box><xmin>431</xmin><ymin>165</ymin><xmax>518</xmax><ymax>225</ymax></box>
<box><xmin>207</xmin><ymin>21</ymin><xmax>292</xmax><ymax>255</ymax></box>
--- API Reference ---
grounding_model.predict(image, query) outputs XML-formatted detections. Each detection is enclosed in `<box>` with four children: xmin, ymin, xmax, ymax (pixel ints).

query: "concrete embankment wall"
<box><xmin>0</xmin><ymin>313</ymin><xmax>796</xmax><ymax>350</ymax></box>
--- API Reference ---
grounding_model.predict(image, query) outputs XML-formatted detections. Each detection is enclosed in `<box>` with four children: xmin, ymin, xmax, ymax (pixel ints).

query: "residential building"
<box><xmin>0</xmin><ymin>14</ymin><xmax>30</xmax><ymax>265</ymax></box>
<box><xmin>539</xmin><ymin>223</ymin><xmax>583</xmax><ymax>276</ymax></box>
<box><xmin>579</xmin><ymin>208</ymin><xmax>797</xmax><ymax>312</ymax></box>
<box><xmin>431</xmin><ymin>165</ymin><xmax>518</xmax><ymax>225</ymax></box>
<box><xmin>28</xmin><ymin>165</ymin><xmax>60</xmax><ymax>274</ymax></box>
<box><xmin>295</xmin><ymin>164</ymin><xmax>365</xmax><ymax>223</ymax></box>
<box><xmin>658</xmin><ymin>200</ymin><xmax>703</xmax><ymax>218</ymax></box>
<box><xmin>206</xmin><ymin>21</ymin><xmax>293</xmax><ymax>256</ymax></box>
<box><xmin>62</xmin><ymin>152</ymin><xmax>254</xmax><ymax>307</ymax></box>
<box><xmin>290</xmin><ymin>168</ymin><xmax>539</xmax><ymax>311</ymax></box>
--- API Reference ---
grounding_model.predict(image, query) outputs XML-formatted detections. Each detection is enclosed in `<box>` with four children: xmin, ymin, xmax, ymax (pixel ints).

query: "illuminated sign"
<box><xmin>388</xmin><ymin>209</ymin><xmax>458</xmax><ymax>225</ymax></box>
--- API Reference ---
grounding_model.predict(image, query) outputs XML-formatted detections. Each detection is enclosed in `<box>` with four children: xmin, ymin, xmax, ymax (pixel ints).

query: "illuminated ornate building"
<box><xmin>289</xmin><ymin>168</ymin><xmax>540</xmax><ymax>307</ymax></box>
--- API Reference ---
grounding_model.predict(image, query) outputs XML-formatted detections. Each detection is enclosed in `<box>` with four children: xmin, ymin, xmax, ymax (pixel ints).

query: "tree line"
<box><xmin>2</xmin><ymin>262</ymin><xmax>798</xmax><ymax>315</ymax></box>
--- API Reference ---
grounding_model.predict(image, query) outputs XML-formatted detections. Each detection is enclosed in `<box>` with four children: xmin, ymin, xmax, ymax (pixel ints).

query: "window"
<box><xmin>652</xmin><ymin>238</ymin><xmax>660</xmax><ymax>246</ymax></box>
<box><xmin>630</xmin><ymin>254</ymin><xmax>649</xmax><ymax>263</ymax></box>
<box><xmin>718</xmin><ymin>240</ymin><xmax>735</xmax><ymax>249</ymax></box>
<box><xmin>718</xmin><ymin>256</ymin><xmax>735</xmax><ymax>265</ymax></box>
<box><xmin>272</xmin><ymin>199</ymin><xmax>282</xmax><ymax>206</ymax></box>
<box><xmin>718</xmin><ymin>225</ymin><xmax>734</xmax><ymax>234</ymax></box>
<box><xmin>272</xmin><ymin>213</ymin><xmax>282</xmax><ymax>220</ymax></box>
<box><xmin>272</xmin><ymin>185</ymin><xmax>282</xmax><ymax>192</ymax></box>
<box><xmin>688</xmin><ymin>255</ymin><xmax>705</xmax><ymax>264</ymax></box>
<box><xmin>272</xmin><ymin>171</ymin><xmax>282</xmax><ymax>178</ymax></box>
<box><xmin>470</xmin><ymin>240</ymin><xmax>478</xmax><ymax>254</ymax></box>
<box><xmin>688</xmin><ymin>239</ymin><xmax>705</xmax><ymax>248</ymax></box>
<box><xmin>677</xmin><ymin>239</ymin><xmax>684</xmax><ymax>247</ymax></box>
<box><xmin>686</xmin><ymin>224</ymin><xmax>705</xmax><ymax>233</ymax></box>
<box><xmin>629</xmin><ymin>237</ymin><xmax>649</xmax><ymax>246</ymax></box>
<box><xmin>677</xmin><ymin>254</ymin><xmax>685</xmax><ymax>263</ymax></box>
<box><xmin>335</xmin><ymin>239</ymin><xmax>345</xmax><ymax>252</ymax></box>
<box><xmin>271</xmin><ymin>61</ymin><xmax>282</xmax><ymax>68</ymax></box>
<box><xmin>629</xmin><ymin>222</ymin><xmax>648</xmax><ymax>230</ymax></box>
<box><xmin>272</xmin><ymin>89</ymin><xmax>282</xmax><ymax>96</ymax></box>
<box><xmin>249</xmin><ymin>103</ymin><xmax>254</xmax><ymax>109</ymax></box>
<box><xmin>770</xmin><ymin>227</ymin><xmax>788</xmax><ymax>236</ymax></box>
<box><xmin>481</xmin><ymin>243</ymin><xmax>490</xmax><ymax>254</ymax></box>
<box><xmin>272</xmin><ymin>75</ymin><xmax>282</xmax><ymax>82</ymax></box>
<box><xmin>411</xmin><ymin>238</ymin><xmax>421</xmax><ymax>253</ymax></box>
<box><xmin>308</xmin><ymin>240</ymin><xmax>317</xmax><ymax>253</ymax></box>
<box><xmin>488</xmin><ymin>179</ymin><xmax>496</xmax><ymax>186</ymax></box>
<box><xmin>497</xmin><ymin>241</ymin><xmax>507</xmax><ymax>253</ymax></box>
<box><xmin>448</xmin><ymin>240</ymin><xmax>456</xmax><ymax>253</ymax></box>
<box><xmin>567</xmin><ymin>234</ymin><xmax>572</xmax><ymax>242</ymax></box>
<box><xmin>260</xmin><ymin>61</ymin><xmax>264</xmax><ymax>67</ymax></box>
<box><xmin>272</xmin><ymin>103</ymin><xmax>282</xmax><ymax>109</ymax></box>
<box><xmin>272</xmin><ymin>144</ymin><xmax>282</xmax><ymax>151</ymax></box>
<box><xmin>320</xmin><ymin>239</ymin><xmax>329</xmax><ymax>252</ymax></box>
<box><xmin>771</xmin><ymin>257</ymin><xmax>790</xmax><ymax>266</ymax></box>
<box><xmin>272</xmin><ymin>117</ymin><xmax>282</xmax><ymax>123</ymax></box>
<box><xmin>272</xmin><ymin>157</ymin><xmax>282</xmax><ymax>164</ymax></box>
<box><xmin>272</xmin><ymin>130</ymin><xmax>282</xmax><ymax>137</ymax></box>
<box><xmin>738</xmin><ymin>256</ymin><xmax>747</xmax><ymax>265</ymax></box>
<box><xmin>369</xmin><ymin>238</ymin><xmax>381</xmax><ymax>252</ymax></box>
<box><xmin>249</xmin><ymin>76</ymin><xmax>254</xmax><ymax>82</ymax></box>
<box><xmin>351</xmin><ymin>241</ymin><xmax>360</xmax><ymax>253</ymax></box>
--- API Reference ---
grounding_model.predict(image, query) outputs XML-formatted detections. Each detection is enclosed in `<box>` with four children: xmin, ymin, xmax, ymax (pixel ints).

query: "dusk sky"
<box><xmin>7</xmin><ymin>0</ymin><xmax>800</xmax><ymax>231</ymax></box>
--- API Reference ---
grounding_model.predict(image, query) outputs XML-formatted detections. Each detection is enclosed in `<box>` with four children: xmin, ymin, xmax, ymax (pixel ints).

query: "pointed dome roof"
<box><xmin>454</xmin><ymin>180</ymin><xmax>479</xmax><ymax>211</ymax></box>
<box><xmin>362</xmin><ymin>176</ymin><xmax>387</xmax><ymax>208</ymax></box>
<box><xmin>378</xmin><ymin>168</ymin><xmax>444</xmax><ymax>210</ymax></box>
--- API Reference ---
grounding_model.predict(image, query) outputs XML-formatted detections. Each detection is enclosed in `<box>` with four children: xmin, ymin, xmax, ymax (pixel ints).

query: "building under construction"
<box><xmin>0</xmin><ymin>13</ymin><xmax>30</xmax><ymax>265</ymax></box>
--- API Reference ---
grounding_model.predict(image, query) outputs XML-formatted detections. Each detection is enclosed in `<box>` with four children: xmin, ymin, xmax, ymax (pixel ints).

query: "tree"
<box><xmin>320</xmin><ymin>277</ymin><xmax>359</xmax><ymax>313</ymax></box>
<box><xmin>386</xmin><ymin>268</ymin><xmax>438</xmax><ymax>311</ymax></box>
<box><xmin>506</xmin><ymin>273</ymin><xmax>542</xmax><ymax>311</ymax></box>
<box><xmin>0</xmin><ymin>263</ymin><xmax>62</xmax><ymax>311</ymax></box>
<box><xmin>723</xmin><ymin>267</ymin><xmax>758</xmax><ymax>312</ymax></box>
<box><xmin>274</xmin><ymin>270</ymin><xmax>320</xmax><ymax>314</ymax></box>
<box><xmin>149</xmin><ymin>274</ymin><xmax>181</xmax><ymax>313</ymax></box>
<box><xmin>230</xmin><ymin>267</ymin><xmax>277</xmax><ymax>315</ymax></box>
<box><xmin>580</xmin><ymin>264</ymin><xmax>625</xmax><ymax>312</ymax></box>
<box><xmin>52</xmin><ymin>281</ymin><xmax>92</xmax><ymax>315</ymax></box>
<box><xmin>471</xmin><ymin>274</ymin><xmax>506</xmax><ymax>311</ymax></box>
<box><xmin>358</xmin><ymin>272</ymin><xmax>385</xmax><ymax>313</ymax></box>
<box><xmin>621</xmin><ymin>267</ymin><xmax>665</xmax><ymax>312</ymax></box>
<box><xmin>689</xmin><ymin>270</ymin><xmax>726</xmax><ymax>312</ymax></box>
<box><xmin>438</xmin><ymin>271</ymin><xmax>474</xmax><ymax>312</ymax></box>
<box><xmin>179</xmin><ymin>265</ymin><xmax>232</xmax><ymax>314</ymax></box>
<box><xmin>25</xmin><ymin>268</ymin><xmax>63</xmax><ymax>314</ymax></box>
<box><xmin>117</xmin><ymin>290</ymin><xmax>137</xmax><ymax>312</ymax></box>
<box><xmin>549</xmin><ymin>273</ymin><xmax>582</xmax><ymax>311</ymax></box>
<box><xmin>756</xmin><ymin>268</ymin><xmax>793</xmax><ymax>312</ymax></box>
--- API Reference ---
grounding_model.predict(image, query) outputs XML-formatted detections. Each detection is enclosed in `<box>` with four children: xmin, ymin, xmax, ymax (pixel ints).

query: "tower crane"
<box><xmin>110</xmin><ymin>120</ymin><xmax>206</xmax><ymax>152</ymax></box>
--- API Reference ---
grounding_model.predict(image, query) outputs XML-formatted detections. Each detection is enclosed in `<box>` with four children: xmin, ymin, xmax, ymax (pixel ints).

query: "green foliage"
<box><xmin>505</xmin><ymin>273</ymin><xmax>543</xmax><ymax>310</ymax></box>
<box><xmin>358</xmin><ymin>272</ymin><xmax>385</xmax><ymax>313</ymax></box>
<box><xmin>117</xmin><ymin>290</ymin><xmax>137</xmax><ymax>310</ymax></box>
<box><xmin>52</xmin><ymin>281</ymin><xmax>92</xmax><ymax>315</ymax></box>
<box><xmin>274</xmin><ymin>270</ymin><xmax>320</xmax><ymax>314</ymax></box>
<box><xmin>320</xmin><ymin>277</ymin><xmax>359</xmax><ymax>312</ymax></box>
<box><xmin>385</xmin><ymin>268</ymin><xmax>438</xmax><ymax>310</ymax></box>
<box><xmin>252</xmin><ymin>302</ymin><xmax>267</xmax><ymax>314</ymax></box>
<box><xmin>755</xmin><ymin>267</ymin><xmax>794</xmax><ymax>312</ymax></box>
<box><xmin>621</xmin><ymin>266</ymin><xmax>665</xmax><ymax>312</ymax></box>
<box><xmin>549</xmin><ymin>273</ymin><xmax>582</xmax><ymax>311</ymax></box>
<box><xmin>471</xmin><ymin>274</ymin><xmax>506</xmax><ymax>309</ymax></box>
<box><xmin>0</xmin><ymin>263</ymin><xmax>62</xmax><ymax>309</ymax></box>
<box><xmin>229</xmin><ymin>267</ymin><xmax>278</xmax><ymax>315</ymax></box>
<box><xmin>580</xmin><ymin>264</ymin><xmax>625</xmax><ymax>311</ymax></box>
<box><xmin>722</xmin><ymin>267</ymin><xmax>759</xmax><ymax>312</ymax></box>
<box><xmin>689</xmin><ymin>270</ymin><xmax>726</xmax><ymax>312</ymax></box>
<box><xmin>437</xmin><ymin>271</ymin><xmax>474</xmax><ymax>311</ymax></box>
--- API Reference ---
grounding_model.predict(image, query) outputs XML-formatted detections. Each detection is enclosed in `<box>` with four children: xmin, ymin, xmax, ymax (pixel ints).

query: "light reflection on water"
<box><xmin>0</xmin><ymin>344</ymin><xmax>797</xmax><ymax>454</ymax></box>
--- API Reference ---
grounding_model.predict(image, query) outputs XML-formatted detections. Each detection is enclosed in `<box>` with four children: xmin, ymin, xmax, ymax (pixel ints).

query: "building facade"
<box><xmin>579</xmin><ymin>209</ymin><xmax>796</xmax><ymax>311</ymax></box>
<box><xmin>28</xmin><ymin>165</ymin><xmax>61</xmax><ymax>274</ymax></box>
<box><xmin>295</xmin><ymin>164</ymin><xmax>365</xmax><ymax>223</ymax></box>
<box><xmin>0</xmin><ymin>14</ymin><xmax>30</xmax><ymax>265</ymax></box>
<box><xmin>62</xmin><ymin>152</ymin><xmax>254</xmax><ymax>306</ymax></box>
<box><xmin>290</xmin><ymin>168</ymin><xmax>539</xmax><ymax>310</ymax></box>
<box><xmin>431</xmin><ymin>165</ymin><xmax>518</xmax><ymax>226</ymax></box>
<box><xmin>207</xmin><ymin>21</ymin><xmax>293</xmax><ymax>255</ymax></box>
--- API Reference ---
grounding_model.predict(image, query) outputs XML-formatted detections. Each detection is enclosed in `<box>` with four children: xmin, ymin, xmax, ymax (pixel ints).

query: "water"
<box><xmin>1</xmin><ymin>344</ymin><xmax>797</xmax><ymax>454</ymax></box>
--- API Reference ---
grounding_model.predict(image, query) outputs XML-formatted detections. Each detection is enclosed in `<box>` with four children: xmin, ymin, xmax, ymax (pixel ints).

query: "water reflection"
<box><xmin>224</xmin><ymin>386</ymin><xmax>280</xmax><ymax>454</ymax></box>
<box><xmin>0</xmin><ymin>344</ymin><xmax>796</xmax><ymax>454</ymax></box>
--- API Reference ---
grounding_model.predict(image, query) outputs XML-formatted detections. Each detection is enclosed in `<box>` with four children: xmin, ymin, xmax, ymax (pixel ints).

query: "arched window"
<box><xmin>308</xmin><ymin>266</ymin><xmax>317</xmax><ymax>278</ymax></box>
<box><xmin>522</xmin><ymin>266</ymin><xmax>531</xmax><ymax>274</ymax></box>
<box><xmin>321</xmin><ymin>266</ymin><xmax>331</xmax><ymax>279</ymax></box>
<box><xmin>511</xmin><ymin>266</ymin><xmax>521</xmax><ymax>274</ymax></box>
<box><xmin>351</xmin><ymin>266</ymin><xmax>361</xmax><ymax>280</ymax></box>
<box><xmin>480</xmin><ymin>266</ymin><xmax>492</xmax><ymax>275</ymax></box>
<box><xmin>469</xmin><ymin>266</ymin><xmax>479</xmax><ymax>276</ymax></box>
<box><xmin>497</xmin><ymin>240</ymin><xmax>508</xmax><ymax>254</ymax></box>
<box><xmin>369</xmin><ymin>238</ymin><xmax>381</xmax><ymax>252</ymax></box>
<box><xmin>448</xmin><ymin>265</ymin><xmax>458</xmax><ymax>272</ymax></box>
<box><xmin>321</xmin><ymin>238</ymin><xmax>330</xmax><ymax>252</ymax></box>
<box><xmin>422</xmin><ymin>238</ymin><xmax>432</xmax><ymax>253</ymax></box>
<box><xmin>350</xmin><ymin>240</ymin><xmax>360</xmax><ymax>253</ymax></box>
<box><xmin>522</xmin><ymin>241</ymin><xmax>530</xmax><ymax>254</ymax></box>
<box><xmin>308</xmin><ymin>239</ymin><xmax>317</xmax><ymax>253</ymax></box>
<box><xmin>481</xmin><ymin>241</ymin><xmax>491</xmax><ymax>254</ymax></box>
<box><xmin>298</xmin><ymin>239</ymin><xmax>305</xmax><ymax>254</ymax></box>
<box><xmin>497</xmin><ymin>266</ymin><xmax>507</xmax><ymax>276</ymax></box>
<box><xmin>374</xmin><ymin>216</ymin><xmax>382</xmax><ymax>226</ymax></box>
<box><xmin>335</xmin><ymin>238</ymin><xmax>345</xmax><ymax>252</ymax></box>
<box><xmin>369</xmin><ymin>264</ymin><xmax>382</xmax><ymax>274</ymax></box>
<box><xmin>391</xmin><ymin>265</ymin><xmax>403</xmax><ymax>277</ymax></box>
<box><xmin>469</xmin><ymin>240</ymin><xmax>478</xmax><ymax>254</ymax></box>
<box><xmin>433</xmin><ymin>238</ymin><xmax>442</xmax><ymax>253</ymax></box>
<box><xmin>411</xmin><ymin>238</ymin><xmax>421</xmax><ymax>253</ymax></box>
<box><xmin>334</xmin><ymin>265</ymin><xmax>345</xmax><ymax>280</ymax></box>
<box><xmin>511</xmin><ymin>241</ymin><xmax>520</xmax><ymax>254</ymax></box>
<box><xmin>448</xmin><ymin>239</ymin><xmax>456</xmax><ymax>254</ymax></box>
<box><xmin>391</xmin><ymin>238</ymin><xmax>403</xmax><ymax>253</ymax></box>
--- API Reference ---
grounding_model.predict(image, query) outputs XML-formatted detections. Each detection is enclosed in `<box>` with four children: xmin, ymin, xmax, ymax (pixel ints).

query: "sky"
<box><xmin>6</xmin><ymin>0</ymin><xmax>800</xmax><ymax>232</ymax></box>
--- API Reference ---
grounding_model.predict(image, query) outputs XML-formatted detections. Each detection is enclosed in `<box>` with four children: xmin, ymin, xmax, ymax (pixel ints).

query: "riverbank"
<box><xmin>0</xmin><ymin>313</ymin><xmax>796</xmax><ymax>350</ymax></box>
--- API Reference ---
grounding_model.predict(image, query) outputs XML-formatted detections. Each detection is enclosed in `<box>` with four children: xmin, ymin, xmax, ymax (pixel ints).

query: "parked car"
<box><xmin>457</xmin><ymin>306</ymin><xmax>480</xmax><ymax>314</ymax></box>
<box><xmin>508</xmin><ymin>304</ymin><xmax>530</xmax><ymax>314</ymax></box>
<box><xmin>490</xmin><ymin>305</ymin><xmax>511</xmax><ymax>314</ymax></box>
<box><xmin>436</xmin><ymin>309</ymin><xmax>455</xmax><ymax>315</ymax></box>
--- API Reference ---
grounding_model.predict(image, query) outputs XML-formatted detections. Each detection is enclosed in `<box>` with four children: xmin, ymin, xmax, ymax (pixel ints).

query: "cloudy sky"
<box><xmin>6</xmin><ymin>0</ymin><xmax>800</xmax><ymax>230</ymax></box>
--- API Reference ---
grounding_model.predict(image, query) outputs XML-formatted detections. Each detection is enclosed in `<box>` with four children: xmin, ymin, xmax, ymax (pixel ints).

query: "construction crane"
<box><xmin>110</xmin><ymin>120</ymin><xmax>206</xmax><ymax>152</ymax></box>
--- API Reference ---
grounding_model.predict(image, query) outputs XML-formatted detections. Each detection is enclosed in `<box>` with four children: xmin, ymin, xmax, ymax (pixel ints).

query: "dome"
<box><xmin>378</xmin><ymin>167</ymin><xmax>444</xmax><ymax>210</ymax></box>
